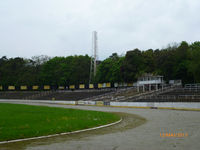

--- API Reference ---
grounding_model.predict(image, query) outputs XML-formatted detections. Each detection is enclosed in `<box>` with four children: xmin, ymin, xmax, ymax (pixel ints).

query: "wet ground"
<box><xmin>0</xmin><ymin>102</ymin><xmax>200</xmax><ymax>150</ymax></box>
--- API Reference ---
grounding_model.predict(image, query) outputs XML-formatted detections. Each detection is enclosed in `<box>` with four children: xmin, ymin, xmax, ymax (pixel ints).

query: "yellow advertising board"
<box><xmin>98</xmin><ymin>83</ymin><xmax>102</xmax><ymax>88</ymax></box>
<box><xmin>77</xmin><ymin>101</ymin><xmax>85</xmax><ymax>105</ymax></box>
<box><xmin>79</xmin><ymin>84</ymin><xmax>85</xmax><ymax>89</ymax></box>
<box><xmin>69</xmin><ymin>85</ymin><xmax>75</xmax><ymax>89</ymax></box>
<box><xmin>106</xmin><ymin>83</ymin><xmax>111</xmax><ymax>88</ymax></box>
<box><xmin>58</xmin><ymin>86</ymin><xmax>65</xmax><ymax>90</ymax></box>
<box><xmin>44</xmin><ymin>85</ymin><xmax>50</xmax><ymax>90</ymax></box>
<box><xmin>96</xmin><ymin>101</ymin><xmax>104</xmax><ymax>106</ymax></box>
<box><xmin>89</xmin><ymin>84</ymin><xmax>94</xmax><ymax>89</ymax></box>
<box><xmin>32</xmin><ymin>85</ymin><xmax>39</xmax><ymax>90</ymax></box>
<box><xmin>0</xmin><ymin>86</ymin><xmax>3</xmax><ymax>90</ymax></box>
<box><xmin>127</xmin><ymin>83</ymin><xmax>133</xmax><ymax>87</ymax></box>
<box><xmin>8</xmin><ymin>86</ymin><xmax>15</xmax><ymax>90</ymax></box>
<box><xmin>20</xmin><ymin>86</ymin><xmax>27</xmax><ymax>90</ymax></box>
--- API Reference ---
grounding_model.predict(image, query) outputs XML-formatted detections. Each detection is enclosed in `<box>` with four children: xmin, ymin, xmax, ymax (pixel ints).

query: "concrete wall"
<box><xmin>154</xmin><ymin>102</ymin><xmax>200</xmax><ymax>109</ymax></box>
<box><xmin>1</xmin><ymin>99</ymin><xmax>200</xmax><ymax>110</ymax></box>
<box><xmin>110</xmin><ymin>102</ymin><xmax>200</xmax><ymax>109</ymax></box>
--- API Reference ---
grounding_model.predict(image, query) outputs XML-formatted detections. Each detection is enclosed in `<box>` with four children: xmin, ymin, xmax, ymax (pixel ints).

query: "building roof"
<box><xmin>138</xmin><ymin>73</ymin><xmax>163</xmax><ymax>80</ymax></box>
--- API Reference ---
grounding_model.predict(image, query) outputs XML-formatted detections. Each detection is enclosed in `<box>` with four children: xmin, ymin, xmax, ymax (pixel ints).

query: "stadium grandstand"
<box><xmin>1</xmin><ymin>83</ymin><xmax>200</xmax><ymax>103</ymax></box>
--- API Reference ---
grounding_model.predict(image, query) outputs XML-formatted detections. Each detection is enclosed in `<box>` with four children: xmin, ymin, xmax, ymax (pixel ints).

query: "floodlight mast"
<box><xmin>89</xmin><ymin>31</ymin><xmax>98</xmax><ymax>84</ymax></box>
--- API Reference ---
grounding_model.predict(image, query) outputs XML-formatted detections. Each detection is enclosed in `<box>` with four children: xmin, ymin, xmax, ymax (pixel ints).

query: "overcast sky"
<box><xmin>0</xmin><ymin>0</ymin><xmax>200</xmax><ymax>60</ymax></box>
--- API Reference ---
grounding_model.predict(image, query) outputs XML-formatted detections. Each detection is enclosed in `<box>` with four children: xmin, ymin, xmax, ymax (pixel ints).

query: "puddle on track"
<box><xmin>0</xmin><ymin>112</ymin><xmax>146</xmax><ymax>150</ymax></box>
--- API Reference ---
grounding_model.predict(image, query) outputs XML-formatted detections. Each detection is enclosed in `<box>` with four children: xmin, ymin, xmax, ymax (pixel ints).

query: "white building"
<box><xmin>137</xmin><ymin>73</ymin><xmax>164</xmax><ymax>92</ymax></box>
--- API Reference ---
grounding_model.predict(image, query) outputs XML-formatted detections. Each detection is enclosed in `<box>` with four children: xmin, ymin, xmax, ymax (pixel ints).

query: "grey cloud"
<box><xmin>0</xmin><ymin>0</ymin><xmax>200</xmax><ymax>60</ymax></box>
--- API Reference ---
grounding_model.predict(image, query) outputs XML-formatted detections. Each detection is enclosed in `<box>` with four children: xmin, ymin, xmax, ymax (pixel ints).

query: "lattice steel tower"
<box><xmin>89</xmin><ymin>31</ymin><xmax>98</xmax><ymax>84</ymax></box>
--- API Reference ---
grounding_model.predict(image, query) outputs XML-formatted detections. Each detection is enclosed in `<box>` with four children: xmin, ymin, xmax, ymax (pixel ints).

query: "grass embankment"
<box><xmin>0</xmin><ymin>103</ymin><xmax>120</xmax><ymax>142</ymax></box>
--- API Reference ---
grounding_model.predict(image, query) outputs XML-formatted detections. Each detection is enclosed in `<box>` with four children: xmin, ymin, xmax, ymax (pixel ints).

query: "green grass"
<box><xmin>0</xmin><ymin>103</ymin><xmax>120</xmax><ymax>141</ymax></box>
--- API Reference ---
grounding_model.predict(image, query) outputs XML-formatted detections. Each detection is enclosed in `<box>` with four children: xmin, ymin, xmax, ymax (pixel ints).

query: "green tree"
<box><xmin>96</xmin><ymin>53</ymin><xmax>124</xmax><ymax>83</ymax></box>
<box><xmin>187</xmin><ymin>41</ymin><xmax>200</xmax><ymax>82</ymax></box>
<box><xmin>121</xmin><ymin>49</ymin><xmax>145</xmax><ymax>82</ymax></box>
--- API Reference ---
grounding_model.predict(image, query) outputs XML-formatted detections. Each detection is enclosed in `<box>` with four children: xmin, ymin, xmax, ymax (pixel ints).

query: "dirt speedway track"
<box><xmin>0</xmin><ymin>101</ymin><xmax>200</xmax><ymax>150</ymax></box>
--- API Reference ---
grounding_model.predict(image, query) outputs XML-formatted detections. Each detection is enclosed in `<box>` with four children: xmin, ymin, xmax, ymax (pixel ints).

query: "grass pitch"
<box><xmin>0</xmin><ymin>103</ymin><xmax>120</xmax><ymax>141</ymax></box>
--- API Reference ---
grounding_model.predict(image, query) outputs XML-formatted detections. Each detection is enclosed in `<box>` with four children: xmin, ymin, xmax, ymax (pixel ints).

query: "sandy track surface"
<box><xmin>0</xmin><ymin>102</ymin><xmax>200</xmax><ymax>150</ymax></box>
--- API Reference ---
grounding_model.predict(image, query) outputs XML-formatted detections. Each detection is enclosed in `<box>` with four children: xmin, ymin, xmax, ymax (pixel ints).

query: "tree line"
<box><xmin>96</xmin><ymin>41</ymin><xmax>200</xmax><ymax>84</ymax></box>
<box><xmin>0</xmin><ymin>41</ymin><xmax>200</xmax><ymax>86</ymax></box>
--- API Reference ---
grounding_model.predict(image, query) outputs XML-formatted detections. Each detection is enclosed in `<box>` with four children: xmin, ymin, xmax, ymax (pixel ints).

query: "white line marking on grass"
<box><xmin>0</xmin><ymin>118</ymin><xmax>122</xmax><ymax>144</ymax></box>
